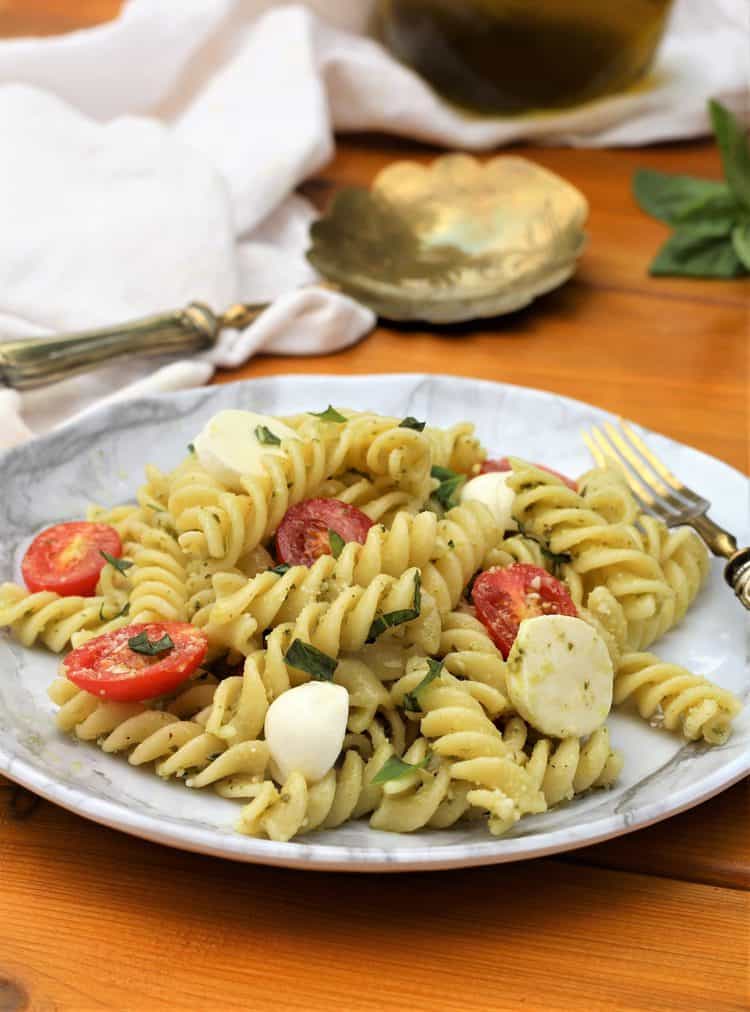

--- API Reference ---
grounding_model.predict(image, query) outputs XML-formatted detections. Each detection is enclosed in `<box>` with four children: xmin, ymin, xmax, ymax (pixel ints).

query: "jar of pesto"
<box><xmin>373</xmin><ymin>0</ymin><xmax>674</xmax><ymax>114</ymax></box>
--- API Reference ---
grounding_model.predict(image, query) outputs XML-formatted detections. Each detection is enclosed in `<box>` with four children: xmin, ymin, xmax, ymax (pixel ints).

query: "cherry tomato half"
<box><xmin>22</xmin><ymin>522</ymin><xmax>123</xmax><ymax>597</ymax></box>
<box><xmin>480</xmin><ymin>457</ymin><xmax>577</xmax><ymax>491</ymax></box>
<box><xmin>472</xmin><ymin>564</ymin><xmax>577</xmax><ymax>658</ymax></box>
<box><xmin>276</xmin><ymin>498</ymin><xmax>373</xmax><ymax>567</ymax></box>
<box><xmin>63</xmin><ymin>622</ymin><xmax>208</xmax><ymax>702</ymax></box>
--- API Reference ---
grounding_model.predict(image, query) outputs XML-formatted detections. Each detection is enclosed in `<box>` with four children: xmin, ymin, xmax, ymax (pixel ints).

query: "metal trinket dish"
<box><xmin>308</xmin><ymin>153</ymin><xmax>588</xmax><ymax>323</ymax></box>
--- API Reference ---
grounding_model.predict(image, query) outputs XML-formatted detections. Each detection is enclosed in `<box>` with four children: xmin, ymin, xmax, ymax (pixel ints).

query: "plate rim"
<box><xmin>1</xmin><ymin>372</ymin><xmax>747</xmax><ymax>872</ymax></box>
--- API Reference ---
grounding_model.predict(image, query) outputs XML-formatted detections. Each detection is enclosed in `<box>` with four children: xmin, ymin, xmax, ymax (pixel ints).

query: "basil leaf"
<box><xmin>731</xmin><ymin>222</ymin><xmax>750</xmax><ymax>270</ymax></box>
<box><xmin>399</xmin><ymin>416</ymin><xmax>426</xmax><ymax>432</ymax></box>
<box><xmin>403</xmin><ymin>659</ymin><xmax>444</xmax><ymax>712</ymax></box>
<box><xmin>328</xmin><ymin>529</ymin><xmax>345</xmax><ymax>559</ymax></box>
<box><xmin>284</xmin><ymin>639</ymin><xmax>338</xmax><ymax>681</ymax></box>
<box><xmin>309</xmin><ymin>405</ymin><xmax>347</xmax><ymax>423</ymax></box>
<box><xmin>709</xmin><ymin>99</ymin><xmax>750</xmax><ymax>212</ymax></box>
<box><xmin>99</xmin><ymin>601</ymin><xmax>129</xmax><ymax>622</ymax></box>
<box><xmin>99</xmin><ymin>550</ymin><xmax>133</xmax><ymax>574</ymax></box>
<box><xmin>187</xmin><ymin>443</ymin><xmax>195</xmax><ymax>454</ymax></box>
<box><xmin>269</xmin><ymin>563</ymin><xmax>291</xmax><ymax>575</ymax></box>
<box><xmin>430</xmin><ymin>465</ymin><xmax>466</xmax><ymax>510</ymax></box>
<box><xmin>649</xmin><ymin>229</ymin><xmax>745</xmax><ymax>279</ymax></box>
<box><xmin>371</xmin><ymin>753</ymin><xmax>430</xmax><ymax>784</ymax></box>
<box><xmin>367</xmin><ymin>572</ymin><xmax>421</xmax><ymax>643</ymax></box>
<box><xmin>128</xmin><ymin>630</ymin><xmax>174</xmax><ymax>656</ymax></box>
<box><xmin>633</xmin><ymin>169</ymin><xmax>730</xmax><ymax>225</ymax></box>
<box><xmin>255</xmin><ymin>424</ymin><xmax>281</xmax><ymax>446</ymax></box>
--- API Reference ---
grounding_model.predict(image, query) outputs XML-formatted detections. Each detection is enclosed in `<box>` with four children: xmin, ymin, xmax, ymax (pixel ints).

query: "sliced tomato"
<box><xmin>480</xmin><ymin>457</ymin><xmax>577</xmax><ymax>491</ymax></box>
<box><xmin>22</xmin><ymin>522</ymin><xmax>123</xmax><ymax>597</ymax></box>
<box><xmin>63</xmin><ymin>622</ymin><xmax>208</xmax><ymax>702</ymax></box>
<box><xmin>275</xmin><ymin>498</ymin><xmax>373</xmax><ymax>567</ymax></box>
<box><xmin>472</xmin><ymin>564</ymin><xmax>577</xmax><ymax>658</ymax></box>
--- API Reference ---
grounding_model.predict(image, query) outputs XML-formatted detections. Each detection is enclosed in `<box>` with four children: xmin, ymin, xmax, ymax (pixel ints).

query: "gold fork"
<box><xmin>584</xmin><ymin>419</ymin><xmax>750</xmax><ymax>611</ymax></box>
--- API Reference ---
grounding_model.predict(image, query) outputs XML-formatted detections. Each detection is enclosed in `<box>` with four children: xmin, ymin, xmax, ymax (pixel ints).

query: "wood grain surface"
<box><xmin>0</xmin><ymin>4</ymin><xmax>748</xmax><ymax>1012</ymax></box>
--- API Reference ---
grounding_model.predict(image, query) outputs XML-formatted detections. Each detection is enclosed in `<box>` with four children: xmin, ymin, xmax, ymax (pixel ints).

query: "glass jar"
<box><xmin>373</xmin><ymin>0</ymin><xmax>674</xmax><ymax>114</ymax></box>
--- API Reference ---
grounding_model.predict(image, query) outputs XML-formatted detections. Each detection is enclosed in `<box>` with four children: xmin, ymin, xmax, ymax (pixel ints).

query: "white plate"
<box><xmin>0</xmin><ymin>374</ymin><xmax>747</xmax><ymax>872</ymax></box>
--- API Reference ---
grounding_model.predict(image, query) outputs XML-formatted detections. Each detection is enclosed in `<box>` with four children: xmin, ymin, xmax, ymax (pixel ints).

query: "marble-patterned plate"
<box><xmin>0</xmin><ymin>375</ymin><xmax>747</xmax><ymax>872</ymax></box>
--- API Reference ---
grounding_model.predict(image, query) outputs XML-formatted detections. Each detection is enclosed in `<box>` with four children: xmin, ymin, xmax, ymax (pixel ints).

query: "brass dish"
<box><xmin>0</xmin><ymin>155</ymin><xmax>587</xmax><ymax>389</ymax></box>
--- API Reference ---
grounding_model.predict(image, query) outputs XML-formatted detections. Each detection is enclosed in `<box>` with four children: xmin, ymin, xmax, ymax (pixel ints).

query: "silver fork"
<box><xmin>584</xmin><ymin>419</ymin><xmax>750</xmax><ymax>611</ymax></box>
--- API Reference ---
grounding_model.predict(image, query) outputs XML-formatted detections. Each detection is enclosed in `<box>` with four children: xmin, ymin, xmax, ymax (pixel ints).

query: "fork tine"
<box><xmin>585</xmin><ymin>424</ymin><xmax>684</xmax><ymax>522</ymax></box>
<box><xmin>602</xmin><ymin>421</ymin><xmax>673</xmax><ymax>499</ymax></box>
<box><xmin>618</xmin><ymin>420</ymin><xmax>707</xmax><ymax>510</ymax></box>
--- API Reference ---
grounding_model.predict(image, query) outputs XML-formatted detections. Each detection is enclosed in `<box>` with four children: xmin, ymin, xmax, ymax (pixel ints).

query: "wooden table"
<box><xmin>1</xmin><ymin>5</ymin><xmax>748</xmax><ymax>1011</ymax></box>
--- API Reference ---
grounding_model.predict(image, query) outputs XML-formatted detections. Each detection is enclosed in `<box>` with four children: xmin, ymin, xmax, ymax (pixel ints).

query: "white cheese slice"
<box><xmin>194</xmin><ymin>410</ymin><xmax>300</xmax><ymax>489</ymax></box>
<box><xmin>506</xmin><ymin>615</ymin><xmax>613</xmax><ymax>738</ymax></box>
<box><xmin>264</xmin><ymin>681</ymin><xmax>349</xmax><ymax>784</ymax></box>
<box><xmin>460</xmin><ymin>471</ymin><xmax>518</xmax><ymax>533</ymax></box>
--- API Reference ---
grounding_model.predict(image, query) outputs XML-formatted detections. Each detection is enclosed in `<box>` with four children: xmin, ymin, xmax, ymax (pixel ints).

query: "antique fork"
<box><xmin>584</xmin><ymin>419</ymin><xmax>750</xmax><ymax>611</ymax></box>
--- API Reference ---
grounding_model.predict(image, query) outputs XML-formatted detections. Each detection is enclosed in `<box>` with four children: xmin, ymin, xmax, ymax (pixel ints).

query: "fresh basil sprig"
<box><xmin>284</xmin><ymin>639</ymin><xmax>338</xmax><ymax>681</ymax></box>
<box><xmin>366</xmin><ymin>573</ymin><xmax>421</xmax><ymax>643</ymax></box>
<box><xmin>309</xmin><ymin>406</ymin><xmax>347</xmax><ymax>423</ymax></box>
<box><xmin>269</xmin><ymin>563</ymin><xmax>291</xmax><ymax>575</ymax></box>
<box><xmin>371</xmin><ymin>753</ymin><xmax>431</xmax><ymax>784</ymax></box>
<box><xmin>255</xmin><ymin>424</ymin><xmax>281</xmax><ymax>446</ymax></box>
<box><xmin>128</xmin><ymin>630</ymin><xmax>174</xmax><ymax>656</ymax></box>
<box><xmin>633</xmin><ymin>99</ymin><xmax>750</xmax><ymax>278</ymax></box>
<box><xmin>403</xmin><ymin>659</ymin><xmax>444</xmax><ymax>712</ymax></box>
<box><xmin>99</xmin><ymin>550</ymin><xmax>133</xmax><ymax>575</ymax></box>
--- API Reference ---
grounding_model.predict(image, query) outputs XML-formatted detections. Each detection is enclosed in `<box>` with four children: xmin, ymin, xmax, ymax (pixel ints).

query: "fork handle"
<box><xmin>724</xmin><ymin>547</ymin><xmax>750</xmax><ymax>610</ymax></box>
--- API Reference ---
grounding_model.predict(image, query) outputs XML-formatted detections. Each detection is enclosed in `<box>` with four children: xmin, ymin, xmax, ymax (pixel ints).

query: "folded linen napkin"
<box><xmin>0</xmin><ymin>0</ymin><xmax>746</xmax><ymax>448</ymax></box>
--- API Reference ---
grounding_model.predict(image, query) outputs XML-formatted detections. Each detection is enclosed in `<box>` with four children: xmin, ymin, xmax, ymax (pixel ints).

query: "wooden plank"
<box><xmin>0</xmin><ymin>794</ymin><xmax>748</xmax><ymax>1012</ymax></box>
<box><xmin>565</xmin><ymin>778</ymin><xmax>750</xmax><ymax>890</ymax></box>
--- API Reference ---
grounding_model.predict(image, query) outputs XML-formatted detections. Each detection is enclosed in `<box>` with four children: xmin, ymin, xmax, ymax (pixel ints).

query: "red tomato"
<box><xmin>276</xmin><ymin>498</ymin><xmax>373</xmax><ymax>567</ymax></box>
<box><xmin>472</xmin><ymin>564</ymin><xmax>577</xmax><ymax>658</ymax></box>
<box><xmin>480</xmin><ymin>457</ymin><xmax>577</xmax><ymax>491</ymax></box>
<box><xmin>63</xmin><ymin>623</ymin><xmax>208</xmax><ymax>702</ymax></box>
<box><xmin>22</xmin><ymin>522</ymin><xmax>123</xmax><ymax>597</ymax></box>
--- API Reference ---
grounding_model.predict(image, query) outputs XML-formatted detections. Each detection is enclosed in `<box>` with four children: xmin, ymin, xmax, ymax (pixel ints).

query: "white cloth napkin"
<box><xmin>0</xmin><ymin>0</ymin><xmax>746</xmax><ymax>448</ymax></box>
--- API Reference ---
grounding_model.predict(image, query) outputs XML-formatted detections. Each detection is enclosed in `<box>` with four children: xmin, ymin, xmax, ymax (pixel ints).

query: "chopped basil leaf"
<box><xmin>404</xmin><ymin>659</ymin><xmax>444</xmax><ymax>712</ymax></box>
<box><xmin>99</xmin><ymin>601</ymin><xmax>130</xmax><ymax>622</ymax></box>
<box><xmin>430</xmin><ymin>465</ymin><xmax>466</xmax><ymax>510</ymax></box>
<box><xmin>270</xmin><ymin>563</ymin><xmax>291</xmax><ymax>575</ymax></box>
<box><xmin>99</xmin><ymin>550</ymin><xmax>133</xmax><ymax>574</ymax></box>
<box><xmin>147</xmin><ymin>502</ymin><xmax>164</xmax><ymax>512</ymax></box>
<box><xmin>255</xmin><ymin>424</ymin><xmax>281</xmax><ymax>446</ymax></box>
<box><xmin>372</xmin><ymin>753</ymin><xmax>431</xmax><ymax>784</ymax></box>
<box><xmin>128</xmin><ymin>630</ymin><xmax>174</xmax><ymax>656</ymax></box>
<box><xmin>399</xmin><ymin>416</ymin><xmax>426</xmax><ymax>432</ymax></box>
<box><xmin>328</xmin><ymin>529</ymin><xmax>345</xmax><ymax>559</ymax></box>
<box><xmin>187</xmin><ymin>443</ymin><xmax>195</xmax><ymax>453</ymax></box>
<box><xmin>309</xmin><ymin>405</ymin><xmax>347</xmax><ymax>423</ymax></box>
<box><xmin>284</xmin><ymin>639</ymin><xmax>338</xmax><ymax>681</ymax></box>
<box><xmin>367</xmin><ymin>572</ymin><xmax>421</xmax><ymax>643</ymax></box>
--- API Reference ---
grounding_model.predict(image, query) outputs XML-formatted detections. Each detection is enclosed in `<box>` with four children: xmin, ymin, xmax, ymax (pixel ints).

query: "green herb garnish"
<box><xmin>309</xmin><ymin>406</ymin><xmax>347</xmax><ymax>423</ymax></box>
<box><xmin>270</xmin><ymin>563</ymin><xmax>291</xmax><ymax>576</ymax></box>
<box><xmin>372</xmin><ymin>753</ymin><xmax>431</xmax><ymax>784</ymax></box>
<box><xmin>255</xmin><ymin>424</ymin><xmax>281</xmax><ymax>446</ymax></box>
<box><xmin>284</xmin><ymin>639</ymin><xmax>338</xmax><ymax>681</ymax></box>
<box><xmin>99</xmin><ymin>601</ymin><xmax>130</xmax><ymax>622</ymax></box>
<box><xmin>187</xmin><ymin>443</ymin><xmax>195</xmax><ymax>453</ymax></box>
<box><xmin>430</xmin><ymin>465</ymin><xmax>466</xmax><ymax>511</ymax></box>
<box><xmin>128</xmin><ymin>630</ymin><xmax>174</xmax><ymax>656</ymax></box>
<box><xmin>633</xmin><ymin>99</ymin><xmax>750</xmax><ymax>278</ymax></box>
<box><xmin>328</xmin><ymin>529</ymin><xmax>345</xmax><ymax>559</ymax></box>
<box><xmin>367</xmin><ymin>572</ymin><xmax>421</xmax><ymax>643</ymax></box>
<box><xmin>399</xmin><ymin>416</ymin><xmax>426</xmax><ymax>432</ymax></box>
<box><xmin>99</xmin><ymin>551</ymin><xmax>133</xmax><ymax>575</ymax></box>
<box><xmin>403</xmin><ymin>659</ymin><xmax>444</xmax><ymax>712</ymax></box>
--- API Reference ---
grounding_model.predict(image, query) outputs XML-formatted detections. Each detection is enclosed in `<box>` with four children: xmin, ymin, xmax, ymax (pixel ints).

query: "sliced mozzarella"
<box><xmin>264</xmin><ymin>681</ymin><xmax>349</xmax><ymax>784</ymax></box>
<box><xmin>460</xmin><ymin>471</ymin><xmax>518</xmax><ymax>533</ymax></box>
<box><xmin>194</xmin><ymin>410</ymin><xmax>300</xmax><ymax>490</ymax></box>
<box><xmin>506</xmin><ymin>615</ymin><xmax>613</xmax><ymax>738</ymax></box>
